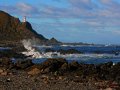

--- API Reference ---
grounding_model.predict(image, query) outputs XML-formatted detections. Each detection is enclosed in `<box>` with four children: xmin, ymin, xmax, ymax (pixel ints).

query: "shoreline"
<box><xmin>0</xmin><ymin>45</ymin><xmax>120</xmax><ymax>90</ymax></box>
<box><xmin>0</xmin><ymin>55</ymin><xmax>120</xmax><ymax>90</ymax></box>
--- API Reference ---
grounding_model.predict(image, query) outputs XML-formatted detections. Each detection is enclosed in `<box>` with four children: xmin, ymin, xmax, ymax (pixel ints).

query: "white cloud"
<box><xmin>16</xmin><ymin>2</ymin><xmax>39</xmax><ymax>16</ymax></box>
<box><xmin>17</xmin><ymin>3</ymin><xmax>34</xmax><ymax>12</ymax></box>
<box><xmin>1</xmin><ymin>0</ymin><xmax>120</xmax><ymax>32</ymax></box>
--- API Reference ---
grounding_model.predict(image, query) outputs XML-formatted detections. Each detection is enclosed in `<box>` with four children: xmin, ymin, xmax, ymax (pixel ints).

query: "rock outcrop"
<box><xmin>0</xmin><ymin>10</ymin><xmax>47</xmax><ymax>45</ymax></box>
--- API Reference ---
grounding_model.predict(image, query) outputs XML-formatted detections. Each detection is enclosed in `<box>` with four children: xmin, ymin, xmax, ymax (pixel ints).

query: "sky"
<box><xmin>0</xmin><ymin>0</ymin><xmax>120</xmax><ymax>44</ymax></box>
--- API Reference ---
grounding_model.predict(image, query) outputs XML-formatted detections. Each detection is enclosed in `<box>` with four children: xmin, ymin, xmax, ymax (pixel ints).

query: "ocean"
<box><xmin>30</xmin><ymin>45</ymin><xmax>120</xmax><ymax>64</ymax></box>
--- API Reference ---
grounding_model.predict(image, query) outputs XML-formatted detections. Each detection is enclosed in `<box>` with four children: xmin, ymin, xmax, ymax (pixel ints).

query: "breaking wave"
<box><xmin>22</xmin><ymin>39</ymin><xmax>42</xmax><ymax>58</ymax></box>
<box><xmin>21</xmin><ymin>39</ymin><xmax>120</xmax><ymax>64</ymax></box>
<box><xmin>21</xmin><ymin>39</ymin><xmax>60</xmax><ymax>58</ymax></box>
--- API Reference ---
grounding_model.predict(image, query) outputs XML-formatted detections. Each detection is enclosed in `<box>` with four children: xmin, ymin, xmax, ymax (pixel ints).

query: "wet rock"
<box><xmin>60</xmin><ymin>63</ymin><xmax>69</xmax><ymax>71</ymax></box>
<box><xmin>109</xmin><ymin>63</ymin><xmax>120</xmax><ymax>83</ymax></box>
<box><xmin>0</xmin><ymin>49</ymin><xmax>27</xmax><ymax>59</ymax></box>
<box><xmin>58</xmin><ymin>49</ymin><xmax>83</xmax><ymax>54</ymax></box>
<box><xmin>0</xmin><ymin>50</ymin><xmax>12</xmax><ymax>58</ymax></box>
<box><xmin>15</xmin><ymin>59</ymin><xmax>34</xmax><ymax>69</ymax></box>
<box><xmin>103</xmin><ymin>62</ymin><xmax>113</xmax><ymax>69</ymax></box>
<box><xmin>69</xmin><ymin>61</ymin><xmax>79</xmax><ymax>71</ymax></box>
<box><xmin>11</xmin><ymin>45</ymin><xmax>26</xmax><ymax>52</ymax></box>
<box><xmin>41</xmin><ymin>58</ymin><xmax>67</xmax><ymax>73</ymax></box>
<box><xmin>95</xmin><ymin>62</ymin><xmax>114</xmax><ymax>80</ymax></box>
<box><xmin>45</xmin><ymin>48</ymin><xmax>55</xmax><ymax>52</ymax></box>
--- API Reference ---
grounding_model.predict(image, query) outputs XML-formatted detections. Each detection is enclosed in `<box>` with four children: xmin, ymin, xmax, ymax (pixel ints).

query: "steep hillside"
<box><xmin>0</xmin><ymin>10</ymin><xmax>47</xmax><ymax>45</ymax></box>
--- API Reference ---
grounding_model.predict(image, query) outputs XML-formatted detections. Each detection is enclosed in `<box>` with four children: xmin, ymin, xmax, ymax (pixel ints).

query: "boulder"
<box><xmin>69</xmin><ymin>61</ymin><xmax>79</xmax><ymax>71</ymax></box>
<box><xmin>41</xmin><ymin>58</ymin><xmax>67</xmax><ymax>73</ymax></box>
<box><xmin>60</xmin><ymin>63</ymin><xmax>69</xmax><ymax>71</ymax></box>
<box><xmin>15</xmin><ymin>59</ymin><xmax>34</xmax><ymax>69</ymax></box>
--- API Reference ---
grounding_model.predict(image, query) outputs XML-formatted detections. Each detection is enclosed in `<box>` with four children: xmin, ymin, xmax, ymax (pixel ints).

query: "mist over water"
<box><xmin>22</xmin><ymin>39</ymin><xmax>42</xmax><ymax>58</ymax></box>
<box><xmin>21</xmin><ymin>39</ymin><xmax>60</xmax><ymax>58</ymax></box>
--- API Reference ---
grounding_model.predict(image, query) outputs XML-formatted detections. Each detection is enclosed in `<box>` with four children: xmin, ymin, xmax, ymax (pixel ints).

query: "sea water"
<box><xmin>21</xmin><ymin>40</ymin><xmax>120</xmax><ymax>64</ymax></box>
<box><xmin>22</xmin><ymin>44</ymin><xmax>120</xmax><ymax>64</ymax></box>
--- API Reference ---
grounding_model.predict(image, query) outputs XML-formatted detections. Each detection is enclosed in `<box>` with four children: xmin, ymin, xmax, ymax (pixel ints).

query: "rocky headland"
<box><xmin>0</xmin><ymin>10</ymin><xmax>60</xmax><ymax>47</ymax></box>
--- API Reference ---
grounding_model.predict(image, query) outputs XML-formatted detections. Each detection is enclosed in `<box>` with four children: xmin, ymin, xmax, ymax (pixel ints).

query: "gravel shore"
<box><xmin>0</xmin><ymin>70</ymin><xmax>98</xmax><ymax>90</ymax></box>
<box><xmin>1</xmin><ymin>70</ymin><xmax>120</xmax><ymax>90</ymax></box>
<box><xmin>0</xmin><ymin>57</ymin><xmax>120</xmax><ymax>90</ymax></box>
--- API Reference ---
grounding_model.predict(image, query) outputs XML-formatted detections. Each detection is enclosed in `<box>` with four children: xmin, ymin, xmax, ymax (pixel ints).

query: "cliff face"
<box><xmin>0</xmin><ymin>10</ymin><xmax>47</xmax><ymax>44</ymax></box>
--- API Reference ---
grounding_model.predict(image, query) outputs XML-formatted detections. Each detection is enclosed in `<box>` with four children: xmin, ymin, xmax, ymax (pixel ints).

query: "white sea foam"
<box><xmin>59</xmin><ymin>53</ymin><xmax>120</xmax><ymax>61</ymax></box>
<box><xmin>22</xmin><ymin>39</ymin><xmax>43</xmax><ymax>58</ymax></box>
<box><xmin>21</xmin><ymin>39</ymin><xmax>120</xmax><ymax>62</ymax></box>
<box><xmin>21</xmin><ymin>39</ymin><xmax>60</xmax><ymax>58</ymax></box>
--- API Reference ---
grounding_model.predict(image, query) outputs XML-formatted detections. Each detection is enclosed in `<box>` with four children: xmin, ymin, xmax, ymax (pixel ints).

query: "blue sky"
<box><xmin>1</xmin><ymin>0</ymin><xmax>120</xmax><ymax>44</ymax></box>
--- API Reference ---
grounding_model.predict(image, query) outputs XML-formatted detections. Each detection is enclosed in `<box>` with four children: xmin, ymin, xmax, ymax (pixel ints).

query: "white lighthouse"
<box><xmin>23</xmin><ymin>16</ymin><xmax>26</xmax><ymax>22</ymax></box>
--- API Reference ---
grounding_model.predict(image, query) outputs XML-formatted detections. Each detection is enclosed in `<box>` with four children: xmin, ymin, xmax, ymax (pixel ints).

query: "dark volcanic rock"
<box><xmin>96</xmin><ymin>62</ymin><xmax>114</xmax><ymax>80</ymax></box>
<box><xmin>0</xmin><ymin>49</ymin><xmax>19</xmax><ymax>58</ymax></box>
<box><xmin>69</xmin><ymin>61</ymin><xmax>79</xmax><ymax>71</ymax></box>
<box><xmin>58</xmin><ymin>49</ymin><xmax>83</xmax><ymax>54</ymax></box>
<box><xmin>45</xmin><ymin>48</ymin><xmax>56</xmax><ymax>52</ymax></box>
<box><xmin>0</xmin><ymin>49</ymin><xmax>27</xmax><ymax>58</ymax></box>
<box><xmin>15</xmin><ymin>59</ymin><xmax>34</xmax><ymax>69</ymax></box>
<box><xmin>109</xmin><ymin>63</ymin><xmax>120</xmax><ymax>83</ymax></box>
<box><xmin>60</xmin><ymin>63</ymin><xmax>69</xmax><ymax>72</ymax></box>
<box><xmin>40</xmin><ymin>58</ymin><xmax>67</xmax><ymax>73</ymax></box>
<box><xmin>11</xmin><ymin>45</ymin><xmax>26</xmax><ymax>52</ymax></box>
<box><xmin>45</xmin><ymin>48</ymin><xmax>83</xmax><ymax>54</ymax></box>
<box><xmin>0</xmin><ymin>57</ymin><xmax>11</xmax><ymax>65</ymax></box>
<box><xmin>0</xmin><ymin>57</ymin><xmax>14</xmax><ymax>69</ymax></box>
